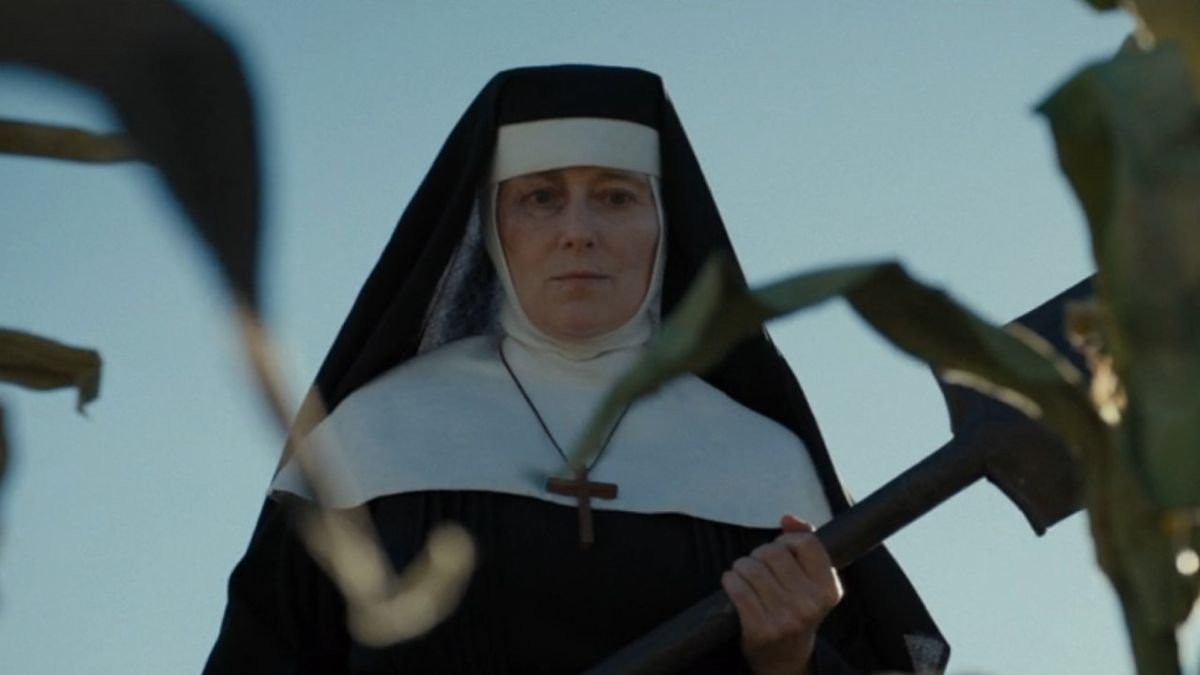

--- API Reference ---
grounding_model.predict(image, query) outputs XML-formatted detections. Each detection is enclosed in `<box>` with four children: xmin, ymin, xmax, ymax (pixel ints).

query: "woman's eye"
<box><xmin>524</xmin><ymin>188</ymin><xmax>559</xmax><ymax>208</ymax></box>
<box><xmin>601</xmin><ymin>190</ymin><xmax>636</xmax><ymax>207</ymax></box>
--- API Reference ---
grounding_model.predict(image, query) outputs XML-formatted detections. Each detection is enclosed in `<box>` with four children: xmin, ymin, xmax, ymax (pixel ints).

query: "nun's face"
<box><xmin>497</xmin><ymin>166</ymin><xmax>659</xmax><ymax>340</ymax></box>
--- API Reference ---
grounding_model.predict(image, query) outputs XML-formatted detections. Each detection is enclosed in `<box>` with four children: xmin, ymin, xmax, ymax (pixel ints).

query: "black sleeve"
<box><xmin>813</xmin><ymin>547</ymin><xmax>950</xmax><ymax>675</ymax></box>
<box><xmin>203</xmin><ymin>500</ymin><xmax>351</xmax><ymax>675</ymax></box>
<box><xmin>729</xmin><ymin>579</ymin><xmax>905</xmax><ymax>675</ymax></box>
<box><xmin>809</xmin><ymin>637</ymin><xmax>869</xmax><ymax>675</ymax></box>
<box><xmin>800</xmin><ymin>582</ymin><xmax>882</xmax><ymax>675</ymax></box>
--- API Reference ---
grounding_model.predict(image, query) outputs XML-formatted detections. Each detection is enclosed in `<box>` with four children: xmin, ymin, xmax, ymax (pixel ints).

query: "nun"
<box><xmin>205</xmin><ymin>65</ymin><xmax>948</xmax><ymax>674</ymax></box>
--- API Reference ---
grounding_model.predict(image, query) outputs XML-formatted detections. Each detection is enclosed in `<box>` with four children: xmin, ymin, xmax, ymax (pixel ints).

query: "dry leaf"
<box><xmin>0</xmin><ymin>328</ymin><xmax>101</xmax><ymax>412</ymax></box>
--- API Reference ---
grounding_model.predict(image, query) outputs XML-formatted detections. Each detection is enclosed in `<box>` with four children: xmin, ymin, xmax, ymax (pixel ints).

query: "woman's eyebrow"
<box><xmin>594</xmin><ymin>170</ymin><xmax>648</xmax><ymax>185</ymax></box>
<box><xmin>513</xmin><ymin>172</ymin><xmax>557</xmax><ymax>183</ymax></box>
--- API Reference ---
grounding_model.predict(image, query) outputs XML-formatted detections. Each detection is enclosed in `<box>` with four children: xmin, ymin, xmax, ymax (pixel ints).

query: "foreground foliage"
<box><xmin>0</xmin><ymin>0</ymin><xmax>474</xmax><ymax>648</ymax></box>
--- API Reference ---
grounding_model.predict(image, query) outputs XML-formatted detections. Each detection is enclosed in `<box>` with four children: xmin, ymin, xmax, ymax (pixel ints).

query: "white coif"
<box><xmin>490</xmin><ymin>118</ymin><xmax>661</xmax><ymax>183</ymax></box>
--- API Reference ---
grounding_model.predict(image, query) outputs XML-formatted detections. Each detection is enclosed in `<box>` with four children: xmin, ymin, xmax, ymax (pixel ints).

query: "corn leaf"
<box><xmin>0</xmin><ymin>0</ymin><xmax>262</xmax><ymax>307</ymax></box>
<box><xmin>569</xmin><ymin>256</ymin><xmax>1105</xmax><ymax>471</ymax></box>
<box><xmin>0</xmin><ymin>119</ymin><xmax>137</xmax><ymax>163</ymax></box>
<box><xmin>0</xmin><ymin>328</ymin><xmax>101</xmax><ymax>412</ymax></box>
<box><xmin>298</xmin><ymin>503</ymin><xmax>476</xmax><ymax>646</ymax></box>
<box><xmin>1123</xmin><ymin>0</ymin><xmax>1200</xmax><ymax>89</ymax></box>
<box><xmin>1040</xmin><ymin>46</ymin><xmax>1200</xmax><ymax>509</ymax></box>
<box><xmin>1041</xmin><ymin>43</ymin><xmax>1200</xmax><ymax>671</ymax></box>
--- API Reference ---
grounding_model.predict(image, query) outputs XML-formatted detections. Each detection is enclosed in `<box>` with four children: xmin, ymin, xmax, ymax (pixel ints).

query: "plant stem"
<box><xmin>1126</xmin><ymin>610</ymin><xmax>1182</xmax><ymax>675</ymax></box>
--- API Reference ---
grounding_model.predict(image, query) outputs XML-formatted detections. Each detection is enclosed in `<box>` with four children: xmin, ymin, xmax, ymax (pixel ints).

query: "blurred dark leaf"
<box><xmin>0</xmin><ymin>0</ymin><xmax>478</xmax><ymax>648</ymax></box>
<box><xmin>570</xmin><ymin>256</ymin><xmax>1105</xmax><ymax>471</ymax></box>
<box><xmin>0</xmin><ymin>328</ymin><xmax>100</xmax><ymax>412</ymax></box>
<box><xmin>936</xmin><ymin>278</ymin><xmax>1095</xmax><ymax>535</ymax></box>
<box><xmin>0</xmin><ymin>0</ymin><xmax>262</xmax><ymax>306</ymax></box>
<box><xmin>0</xmin><ymin>118</ymin><xmax>136</xmax><ymax>162</ymax></box>
<box><xmin>0</xmin><ymin>405</ymin><xmax>8</xmax><ymax>494</ymax></box>
<box><xmin>1082</xmin><ymin>0</ymin><xmax>1122</xmax><ymax>10</ymax></box>
<box><xmin>1040</xmin><ymin>46</ymin><xmax>1200</xmax><ymax>509</ymax></box>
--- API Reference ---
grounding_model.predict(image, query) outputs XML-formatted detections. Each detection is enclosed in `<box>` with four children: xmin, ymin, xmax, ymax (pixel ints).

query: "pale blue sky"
<box><xmin>0</xmin><ymin>2</ymin><xmax>1164</xmax><ymax>673</ymax></box>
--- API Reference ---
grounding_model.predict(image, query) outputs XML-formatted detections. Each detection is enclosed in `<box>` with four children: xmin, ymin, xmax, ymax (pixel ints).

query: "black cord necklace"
<box><xmin>498</xmin><ymin>341</ymin><xmax>631</xmax><ymax>549</ymax></box>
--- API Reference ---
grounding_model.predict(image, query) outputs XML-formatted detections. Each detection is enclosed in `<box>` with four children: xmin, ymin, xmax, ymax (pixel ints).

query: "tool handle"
<box><xmin>584</xmin><ymin>437</ymin><xmax>981</xmax><ymax>675</ymax></box>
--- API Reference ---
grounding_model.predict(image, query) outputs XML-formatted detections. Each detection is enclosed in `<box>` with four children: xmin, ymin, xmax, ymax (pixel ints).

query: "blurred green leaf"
<box><xmin>1082</xmin><ymin>0</ymin><xmax>1122</xmax><ymax>10</ymax></box>
<box><xmin>569</xmin><ymin>256</ymin><xmax>1105</xmax><ymax>471</ymax></box>
<box><xmin>1123</xmin><ymin>0</ymin><xmax>1200</xmax><ymax>88</ymax></box>
<box><xmin>1040</xmin><ymin>46</ymin><xmax>1200</xmax><ymax>509</ymax></box>
<box><xmin>0</xmin><ymin>0</ymin><xmax>262</xmax><ymax>307</ymax></box>
<box><xmin>0</xmin><ymin>328</ymin><xmax>100</xmax><ymax>412</ymax></box>
<box><xmin>0</xmin><ymin>119</ymin><xmax>136</xmax><ymax>163</ymax></box>
<box><xmin>299</xmin><ymin>504</ymin><xmax>476</xmax><ymax>646</ymax></box>
<box><xmin>1086</xmin><ymin>412</ymin><xmax>1198</xmax><ymax>671</ymax></box>
<box><xmin>1041</xmin><ymin>43</ymin><xmax>1200</xmax><ymax>673</ymax></box>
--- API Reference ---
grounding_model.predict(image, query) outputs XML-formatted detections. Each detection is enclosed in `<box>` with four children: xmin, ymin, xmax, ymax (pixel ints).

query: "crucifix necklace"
<box><xmin>498</xmin><ymin>343</ymin><xmax>631</xmax><ymax>550</ymax></box>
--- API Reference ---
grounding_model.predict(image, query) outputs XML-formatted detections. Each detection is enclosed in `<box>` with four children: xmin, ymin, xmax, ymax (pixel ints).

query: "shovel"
<box><xmin>584</xmin><ymin>278</ymin><xmax>1095</xmax><ymax>675</ymax></box>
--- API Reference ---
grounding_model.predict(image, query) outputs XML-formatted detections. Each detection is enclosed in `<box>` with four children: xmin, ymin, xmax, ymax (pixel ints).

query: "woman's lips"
<box><xmin>552</xmin><ymin>271</ymin><xmax>607</xmax><ymax>281</ymax></box>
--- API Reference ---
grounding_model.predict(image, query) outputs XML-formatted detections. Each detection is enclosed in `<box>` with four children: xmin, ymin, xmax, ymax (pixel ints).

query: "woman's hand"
<box><xmin>721</xmin><ymin>514</ymin><xmax>843</xmax><ymax>675</ymax></box>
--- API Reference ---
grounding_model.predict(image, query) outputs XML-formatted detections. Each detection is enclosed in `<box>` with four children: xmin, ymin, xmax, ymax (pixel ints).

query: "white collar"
<box><xmin>271</xmin><ymin>336</ymin><xmax>833</xmax><ymax>529</ymax></box>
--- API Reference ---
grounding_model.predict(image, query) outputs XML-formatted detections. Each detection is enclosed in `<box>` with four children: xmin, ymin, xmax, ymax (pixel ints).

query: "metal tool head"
<box><xmin>935</xmin><ymin>278</ymin><xmax>1095</xmax><ymax>534</ymax></box>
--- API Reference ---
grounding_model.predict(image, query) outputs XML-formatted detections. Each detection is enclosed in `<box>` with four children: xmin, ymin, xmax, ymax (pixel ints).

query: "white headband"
<box><xmin>490</xmin><ymin>117</ymin><xmax>661</xmax><ymax>183</ymax></box>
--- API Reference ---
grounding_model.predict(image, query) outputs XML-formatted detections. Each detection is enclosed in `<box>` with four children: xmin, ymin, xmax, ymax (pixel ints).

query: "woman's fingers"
<box><xmin>725</xmin><ymin>522</ymin><xmax>844</xmax><ymax>673</ymax></box>
<box><xmin>722</xmin><ymin>567</ymin><xmax>768</xmax><ymax>633</ymax></box>
<box><xmin>724</xmin><ymin>516</ymin><xmax>844</xmax><ymax>657</ymax></box>
<box><xmin>779</xmin><ymin>536</ymin><xmax>841</xmax><ymax>599</ymax></box>
<box><xmin>775</xmin><ymin>515</ymin><xmax>841</xmax><ymax>603</ymax></box>
<box><xmin>751</xmin><ymin>541</ymin><xmax>808</xmax><ymax>596</ymax></box>
<box><xmin>779</xmin><ymin>513</ymin><xmax>813</xmax><ymax>533</ymax></box>
<box><xmin>726</xmin><ymin>541</ymin><xmax>838</xmax><ymax>626</ymax></box>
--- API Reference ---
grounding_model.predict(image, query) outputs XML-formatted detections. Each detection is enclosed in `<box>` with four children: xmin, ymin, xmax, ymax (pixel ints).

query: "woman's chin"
<box><xmin>543</xmin><ymin>322</ymin><xmax>609</xmax><ymax>341</ymax></box>
<box><xmin>536</xmin><ymin>313</ymin><xmax>626</xmax><ymax>342</ymax></box>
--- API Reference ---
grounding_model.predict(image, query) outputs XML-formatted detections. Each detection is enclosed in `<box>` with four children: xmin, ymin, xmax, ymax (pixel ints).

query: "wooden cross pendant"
<box><xmin>546</xmin><ymin>468</ymin><xmax>618</xmax><ymax>549</ymax></box>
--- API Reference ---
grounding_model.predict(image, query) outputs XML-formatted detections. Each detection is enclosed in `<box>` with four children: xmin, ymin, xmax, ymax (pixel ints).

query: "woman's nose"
<box><xmin>559</xmin><ymin>195</ymin><xmax>597</xmax><ymax>249</ymax></box>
